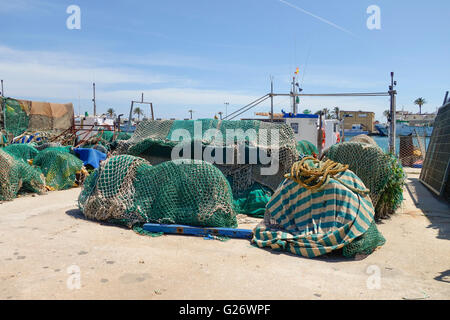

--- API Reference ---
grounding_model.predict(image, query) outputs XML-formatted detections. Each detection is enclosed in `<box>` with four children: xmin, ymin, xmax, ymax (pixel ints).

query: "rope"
<box><xmin>285</xmin><ymin>156</ymin><xmax>370</xmax><ymax>194</ymax></box>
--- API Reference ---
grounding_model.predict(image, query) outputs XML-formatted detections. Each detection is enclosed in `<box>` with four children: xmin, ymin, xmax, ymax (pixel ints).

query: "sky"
<box><xmin>0</xmin><ymin>0</ymin><xmax>449</xmax><ymax>121</ymax></box>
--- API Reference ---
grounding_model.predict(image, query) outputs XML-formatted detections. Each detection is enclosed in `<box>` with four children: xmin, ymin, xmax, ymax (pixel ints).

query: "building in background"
<box><xmin>339</xmin><ymin>110</ymin><xmax>375</xmax><ymax>133</ymax></box>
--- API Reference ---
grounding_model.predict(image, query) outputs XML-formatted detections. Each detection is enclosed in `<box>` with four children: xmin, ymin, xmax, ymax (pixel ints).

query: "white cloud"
<box><xmin>0</xmin><ymin>45</ymin><xmax>198</xmax><ymax>102</ymax></box>
<box><xmin>0</xmin><ymin>45</ymin><xmax>263</xmax><ymax>119</ymax></box>
<box><xmin>0</xmin><ymin>44</ymin><xmax>392</xmax><ymax>121</ymax></box>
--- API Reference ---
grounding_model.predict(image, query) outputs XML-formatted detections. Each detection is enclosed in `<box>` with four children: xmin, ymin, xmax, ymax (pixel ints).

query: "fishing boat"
<box><xmin>343</xmin><ymin>124</ymin><xmax>369</xmax><ymax>137</ymax></box>
<box><xmin>374</xmin><ymin>121</ymin><xmax>433</xmax><ymax>137</ymax></box>
<box><xmin>395</xmin><ymin>111</ymin><xmax>435</xmax><ymax>137</ymax></box>
<box><xmin>396</xmin><ymin>120</ymin><xmax>433</xmax><ymax>137</ymax></box>
<box><xmin>375</xmin><ymin>123</ymin><xmax>389</xmax><ymax>136</ymax></box>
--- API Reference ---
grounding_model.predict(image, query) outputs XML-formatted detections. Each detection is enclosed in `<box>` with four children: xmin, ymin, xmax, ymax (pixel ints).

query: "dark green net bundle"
<box><xmin>78</xmin><ymin>155</ymin><xmax>237</xmax><ymax>229</ymax></box>
<box><xmin>324</xmin><ymin>141</ymin><xmax>405</xmax><ymax>220</ymax></box>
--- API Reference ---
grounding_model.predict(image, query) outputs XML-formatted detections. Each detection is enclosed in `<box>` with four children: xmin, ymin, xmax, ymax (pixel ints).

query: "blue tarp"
<box><xmin>74</xmin><ymin>148</ymin><xmax>107</xmax><ymax>169</ymax></box>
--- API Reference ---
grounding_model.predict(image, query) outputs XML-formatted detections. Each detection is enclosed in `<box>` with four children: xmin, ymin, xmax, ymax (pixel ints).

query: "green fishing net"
<box><xmin>0</xmin><ymin>149</ymin><xmax>45</xmax><ymax>200</ymax></box>
<box><xmin>343</xmin><ymin>221</ymin><xmax>386</xmax><ymax>257</ymax></box>
<box><xmin>232</xmin><ymin>182</ymin><xmax>273</xmax><ymax>218</ymax></box>
<box><xmin>296</xmin><ymin>140</ymin><xmax>319</xmax><ymax>157</ymax></box>
<box><xmin>33</xmin><ymin>148</ymin><xmax>83</xmax><ymax>190</ymax></box>
<box><xmin>78</xmin><ymin>155</ymin><xmax>237</xmax><ymax>229</ymax></box>
<box><xmin>1</xmin><ymin>97</ymin><xmax>30</xmax><ymax>138</ymax></box>
<box><xmin>82</xmin><ymin>130</ymin><xmax>132</xmax><ymax>153</ymax></box>
<box><xmin>114</xmin><ymin>119</ymin><xmax>299</xmax><ymax>218</ymax></box>
<box><xmin>2</xmin><ymin>144</ymin><xmax>39</xmax><ymax>162</ymax></box>
<box><xmin>324</xmin><ymin>141</ymin><xmax>405</xmax><ymax>219</ymax></box>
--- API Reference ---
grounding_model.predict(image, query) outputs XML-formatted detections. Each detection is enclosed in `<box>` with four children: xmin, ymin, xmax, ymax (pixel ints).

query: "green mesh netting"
<box><xmin>324</xmin><ymin>141</ymin><xmax>405</xmax><ymax>220</ymax></box>
<box><xmin>232</xmin><ymin>182</ymin><xmax>273</xmax><ymax>218</ymax></box>
<box><xmin>41</xmin><ymin>146</ymin><xmax>73</xmax><ymax>153</ymax></box>
<box><xmin>0</xmin><ymin>149</ymin><xmax>45</xmax><ymax>200</ymax></box>
<box><xmin>2</xmin><ymin>144</ymin><xmax>39</xmax><ymax>162</ymax></box>
<box><xmin>343</xmin><ymin>221</ymin><xmax>386</xmax><ymax>257</ymax></box>
<box><xmin>296</xmin><ymin>140</ymin><xmax>318</xmax><ymax>157</ymax></box>
<box><xmin>99</xmin><ymin>130</ymin><xmax>131</xmax><ymax>143</ymax></box>
<box><xmin>1</xmin><ymin>97</ymin><xmax>30</xmax><ymax>138</ymax></box>
<box><xmin>0</xmin><ymin>132</ymin><xmax>8</xmax><ymax>147</ymax></box>
<box><xmin>78</xmin><ymin>155</ymin><xmax>237</xmax><ymax>229</ymax></box>
<box><xmin>349</xmin><ymin>134</ymin><xmax>377</xmax><ymax>146</ymax></box>
<box><xmin>83</xmin><ymin>130</ymin><xmax>132</xmax><ymax>153</ymax></box>
<box><xmin>33</xmin><ymin>148</ymin><xmax>83</xmax><ymax>190</ymax></box>
<box><xmin>114</xmin><ymin>119</ymin><xmax>299</xmax><ymax>217</ymax></box>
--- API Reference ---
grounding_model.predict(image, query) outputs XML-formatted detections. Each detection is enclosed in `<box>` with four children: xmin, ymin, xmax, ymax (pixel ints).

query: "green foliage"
<box><xmin>375</xmin><ymin>153</ymin><xmax>405</xmax><ymax>216</ymax></box>
<box><xmin>325</xmin><ymin>142</ymin><xmax>406</xmax><ymax>220</ymax></box>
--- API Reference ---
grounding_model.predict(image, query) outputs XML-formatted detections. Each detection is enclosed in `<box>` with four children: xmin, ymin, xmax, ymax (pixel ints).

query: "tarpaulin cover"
<box><xmin>252</xmin><ymin>169</ymin><xmax>385</xmax><ymax>258</ymax></box>
<box><xmin>74</xmin><ymin>148</ymin><xmax>107</xmax><ymax>169</ymax></box>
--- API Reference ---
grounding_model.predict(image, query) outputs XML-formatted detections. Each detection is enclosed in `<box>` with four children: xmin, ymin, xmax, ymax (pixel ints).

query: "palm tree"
<box><xmin>332</xmin><ymin>107</ymin><xmax>340</xmax><ymax>119</ymax></box>
<box><xmin>106</xmin><ymin>108</ymin><xmax>115</xmax><ymax>118</ymax></box>
<box><xmin>133</xmin><ymin>107</ymin><xmax>143</xmax><ymax>121</ymax></box>
<box><xmin>322</xmin><ymin>108</ymin><xmax>331</xmax><ymax>119</ymax></box>
<box><xmin>414</xmin><ymin>98</ymin><xmax>427</xmax><ymax>115</ymax></box>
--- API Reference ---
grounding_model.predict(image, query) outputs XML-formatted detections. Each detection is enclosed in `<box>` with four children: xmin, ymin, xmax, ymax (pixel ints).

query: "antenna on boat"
<box><xmin>92</xmin><ymin>82</ymin><xmax>96</xmax><ymax>117</ymax></box>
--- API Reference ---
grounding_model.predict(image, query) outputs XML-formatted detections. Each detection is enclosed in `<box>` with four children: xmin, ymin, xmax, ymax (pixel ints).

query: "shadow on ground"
<box><xmin>405</xmin><ymin>177</ymin><xmax>450</xmax><ymax>240</ymax></box>
<box><xmin>65</xmin><ymin>210</ymin><xmax>379</xmax><ymax>263</ymax></box>
<box><xmin>434</xmin><ymin>269</ymin><xmax>450</xmax><ymax>284</ymax></box>
<box><xmin>65</xmin><ymin>209</ymin><xmax>130</xmax><ymax>231</ymax></box>
<box><xmin>66</xmin><ymin>209</ymin><xmax>86</xmax><ymax>220</ymax></box>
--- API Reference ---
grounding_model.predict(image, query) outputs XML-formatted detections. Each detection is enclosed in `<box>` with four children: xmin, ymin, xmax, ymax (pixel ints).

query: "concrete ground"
<box><xmin>0</xmin><ymin>168</ymin><xmax>449</xmax><ymax>300</ymax></box>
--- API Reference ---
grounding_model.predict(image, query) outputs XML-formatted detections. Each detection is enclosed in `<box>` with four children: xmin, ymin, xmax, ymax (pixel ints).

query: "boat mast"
<box><xmin>388</xmin><ymin>72</ymin><xmax>397</xmax><ymax>155</ymax></box>
<box><xmin>92</xmin><ymin>82</ymin><xmax>97</xmax><ymax>117</ymax></box>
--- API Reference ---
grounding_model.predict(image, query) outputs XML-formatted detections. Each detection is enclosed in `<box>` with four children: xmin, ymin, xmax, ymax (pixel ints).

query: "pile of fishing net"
<box><xmin>0</xmin><ymin>144</ymin><xmax>86</xmax><ymax>199</ymax></box>
<box><xmin>323</xmin><ymin>141</ymin><xmax>405</xmax><ymax>220</ymax></box>
<box><xmin>78</xmin><ymin>155</ymin><xmax>237</xmax><ymax>229</ymax></box>
<box><xmin>99</xmin><ymin>130</ymin><xmax>131</xmax><ymax>143</ymax></box>
<box><xmin>33</xmin><ymin>148</ymin><xmax>84</xmax><ymax>190</ymax></box>
<box><xmin>296</xmin><ymin>140</ymin><xmax>318</xmax><ymax>157</ymax></box>
<box><xmin>252</xmin><ymin>156</ymin><xmax>386</xmax><ymax>258</ymax></box>
<box><xmin>2</xmin><ymin>144</ymin><xmax>39</xmax><ymax>162</ymax></box>
<box><xmin>232</xmin><ymin>182</ymin><xmax>273</xmax><ymax>218</ymax></box>
<box><xmin>1</xmin><ymin>97</ymin><xmax>30</xmax><ymax>138</ymax></box>
<box><xmin>349</xmin><ymin>134</ymin><xmax>377</xmax><ymax>146</ymax></box>
<box><xmin>0</xmin><ymin>149</ymin><xmax>45</xmax><ymax>201</ymax></box>
<box><xmin>114</xmin><ymin>119</ymin><xmax>299</xmax><ymax>217</ymax></box>
<box><xmin>1</xmin><ymin>97</ymin><xmax>74</xmax><ymax>141</ymax></box>
<box><xmin>80</xmin><ymin>130</ymin><xmax>131</xmax><ymax>154</ymax></box>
